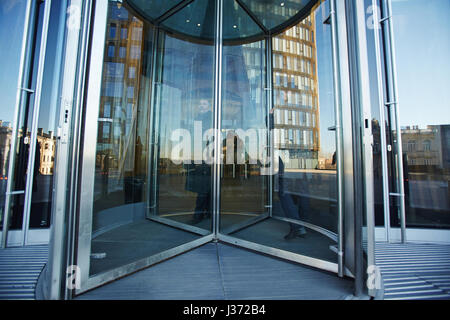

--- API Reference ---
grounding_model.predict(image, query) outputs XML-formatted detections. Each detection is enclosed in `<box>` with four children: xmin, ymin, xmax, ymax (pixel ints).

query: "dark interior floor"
<box><xmin>77</xmin><ymin>242</ymin><xmax>354</xmax><ymax>300</ymax></box>
<box><xmin>90</xmin><ymin>214</ymin><xmax>337</xmax><ymax>276</ymax></box>
<box><xmin>231</xmin><ymin>218</ymin><xmax>337</xmax><ymax>263</ymax></box>
<box><xmin>90</xmin><ymin>220</ymin><xmax>201</xmax><ymax>276</ymax></box>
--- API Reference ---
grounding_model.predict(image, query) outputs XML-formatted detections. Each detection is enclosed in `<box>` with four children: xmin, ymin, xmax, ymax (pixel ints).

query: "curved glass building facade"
<box><xmin>0</xmin><ymin>0</ymin><xmax>449</xmax><ymax>300</ymax></box>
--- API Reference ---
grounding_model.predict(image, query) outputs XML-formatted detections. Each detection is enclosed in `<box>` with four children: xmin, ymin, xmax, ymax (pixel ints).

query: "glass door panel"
<box><xmin>148</xmin><ymin>31</ymin><xmax>215</xmax><ymax>232</ymax></box>
<box><xmin>219</xmin><ymin>39</ymin><xmax>268</xmax><ymax>233</ymax></box>
<box><xmin>222</xmin><ymin>1</ymin><xmax>339</xmax><ymax>265</ymax></box>
<box><xmin>88</xmin><ymin>3</ymin><xmax>161</xmax><ymax>276</ymax></box>
<box><xmin>75</xmin><ymin>0</ymin><xmax>347</xmax><ymax>294</ymax></box>
<box><xmin>388</xmin><ymin>0</ymin><xmax>450</xmax><ymax>230</ymax></box>
<box><xmin>79</xmin><ymin>0</ymin><xmax>215</xmax><ymax>286</ymax></box>
<box><xmin>1</xmin><ymin>0</ymin><xmax>57</xmax><ymax>246</ymax></box>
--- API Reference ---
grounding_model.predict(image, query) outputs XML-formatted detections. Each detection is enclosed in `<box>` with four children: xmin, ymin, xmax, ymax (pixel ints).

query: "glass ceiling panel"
<box><xmin>239</xmin><ymin>0</ymin><xmax>310</xmax><ymax>31</ymax></box>
<box><xmin>126</xmin><ymin>0</ymin><xmax>185</xmax><ymax>20</ymax></box>
<box><xmin>161</xmin><ymin>0</ymin><xmax>216</xmax><ymax>41</ymax></box>
<box><xmin>223</xmin><ymin>0</ymin><xmax>264</xmax><ymax>41</ymax></box>
<box><xmin>125</xmin><ymin>0</ymin><xmax>318</xmax><ymax>41</ymax></box>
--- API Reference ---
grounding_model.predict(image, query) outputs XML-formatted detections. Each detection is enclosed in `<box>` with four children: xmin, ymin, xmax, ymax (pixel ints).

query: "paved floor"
<box><xmin>376</xmin><ymin>242</ymin><xmax>450</xmax><ymax>300</ymax></box>
<box><xmin>0</xmin><ymin>245</ymin><xmax>48</xmax><ymax>300</ymax></box>
<box><xmin>76</xmin><ymin>242</ymin><xmax>354</xmax><ymax>300</ymax></box>
<box><xmin>1</xmin><ymin>241</ymin><xmax>450</xmax><ymax>300</ymax></box>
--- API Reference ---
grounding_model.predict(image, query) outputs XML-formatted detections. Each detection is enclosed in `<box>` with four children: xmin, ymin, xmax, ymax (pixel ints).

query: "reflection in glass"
<box><xmin>239</xmin><ymin>0</ymin><xmax>313</xmax><ymax>31</ymax></box>
<box><xmin>0</xmin><ymin>1</ymin><xmax>29</xmax><ymax>227</ymax></box>
<box><xmin>389</xmin><ymin>0</ymin><xmax>450</xmax><ymax>228</ymax></box>
<box><xmin>149</xmin><ymin>31</ymin><xmax>215</xmax><ymax>231</ymax></box>
<box><xmin>224</xmin><ymin>1</ymin><xmax>338</xmax><ymax>264</ymax></box>
<box><xmin>89</xmin><ymin>1</ymin><xmax>214</xmax><ymax>276</ymax></box>
<box><xmin>269</xmin><ymin>1</ymin><xmax>337</xmax><ymax>261</ymax></box>
<box><xmin>1</xmin><ymin>1</ymin><xmax>47</xmax><ymax>230</ymax></box>
<box><xmin>28</xmin><ymin>0</ymin><xmax>66</xmax><ymax>229</ymax></box>
<box><xmin>220</xmin><ymin>39</ymin><xmax>268</xmax><ymax>231</ymax></box>
<box><xmin>128</xmin><ymin>0</ymin><xmax>318</xmax><ymax>41</ymax></box>
<box><xmin>364</xmin><ymin>0</ymin><xmax>385</xmax><ymax>228</ymax></box>
<box><xmin>161</xmin><ymin>0</ymin><xmax>216</xmax><ymax>41</ymax></box>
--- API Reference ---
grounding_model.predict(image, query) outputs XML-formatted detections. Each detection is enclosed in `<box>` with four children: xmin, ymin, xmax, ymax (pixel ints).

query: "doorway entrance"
<box><xmin>0</xmin><ymin>0</ymin><xmax>65</xmax><ymax>247</ymax></box>
<box><xmin>74</xmin><ymin>0</ymin><xmax>351</xmax><ymax>294</ymax></box>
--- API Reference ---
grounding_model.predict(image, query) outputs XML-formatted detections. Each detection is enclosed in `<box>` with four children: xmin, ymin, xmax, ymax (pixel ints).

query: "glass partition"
<box><xmin>219</xmin><ymin>38</ymin><xmax>268</xmax><ymax>231</ymax></box>
<box><xmin>388</xmin><ymin>0</ymin><xmax>450</xmax><ymax>229</ymax></box>
<box><xmin>75</xmin><ymin>0</ymin><xmax>348</xmax><ymax>294</ymax></box>
<box><xmin>221</xmin><ymin>1</ymin><xmax>339</xmax><ymax>265</ymax></box>
<box><xmin>148</xmin><ymin>30</ymin><xmax>215</xmax><ymax>232</ymax></box>
<box><xmin>87</xmin><ymin>1</ymin><xmax>215</xmax><ymax>277</ymax></box>
<box><xmin>0</xmin><ymin>0</ymin><xmax>29</xmax><ymax>229</ymax></box>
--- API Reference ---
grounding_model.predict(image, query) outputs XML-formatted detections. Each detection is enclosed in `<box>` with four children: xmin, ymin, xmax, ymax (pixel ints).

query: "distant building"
<box><xmin>271</xmin><ymin>14</ymin><xmax>320</xmax><ymax>169</ymax></box>
<box><xmin>0</xmin><ymin>121</ymin><xmax>12</xmax><ymax>178</ymax></box>
<box><xmin>37</xmin><ymin>128</ymin><xmax>56</xmax><ymax>175</ymax></box>
<box><xmin>401</xmin><ymin>125</ymin><xmax>444</xmax><ymax>168</ymax></box>
<box><xmin>97</xmin><ymin>8</ymin><xmax>144</xmax><ymax>175</ymax></box>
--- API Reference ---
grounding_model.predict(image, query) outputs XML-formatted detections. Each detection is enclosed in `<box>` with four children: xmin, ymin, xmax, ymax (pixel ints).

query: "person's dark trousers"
<box><xmin>279</xmin><ymin>191</ymin><xmax>302</xmax><ymax>232</ymax></box>
<box><xmin>194</xmin><ymin>192</ymin><xmax>211</xmax><ymax>220</ymax></box>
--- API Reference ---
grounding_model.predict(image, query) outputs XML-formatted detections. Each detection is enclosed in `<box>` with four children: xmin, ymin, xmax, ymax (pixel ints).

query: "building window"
<box><xmin>108</xmin><ymin>44</ymin><xmax>115</xmax><ymax>57</ymax></box>
<box><xmin>119</xmin><ymin>46</ymin><xmax>126</xmax><ymax>58</ymax></box>
<box><xmin>407</xmin><ymin>140</ymin><xmax>416</xmax><ymax>152</ymax></box>
<box><xmin>423</xmin><ymin>140</ymin><xmax>431</xmax><ymax>151</ymax></box>
<box><xmin>103</xmin><ymin>103</ymin><xmax>111</xmax><ymax>118</ymax></box>
<box><xmin>120</xmin><ymin>27</ymin><xmax>127</xmax><ymax>39</ymax></box>
<box><xmin>109</xmin><ymin>24</ymin><xmax>116</xmax><ymax>38</ymax></box>
<box><xmin>130</xmin><ymin>45</ymin><xmax>140</xmax><ymax>59</ymax></box>
<box><xmin>129</xmin><ymin>66</ymin><xmax>136</xmax><ymax>79</ymax></box>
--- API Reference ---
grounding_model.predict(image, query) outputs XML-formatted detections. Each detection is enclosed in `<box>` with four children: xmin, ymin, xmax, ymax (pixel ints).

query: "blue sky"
<box><xmin>1</xmin><ymin>0</ymin><xmax>448</xmax><ymax>133</ymax></box>
<box><xmin>391</xmin><ymin>0</ymin><xmax>450</xmax><ymax>128</ymax></box>
<box><xmin>0</xmin><ymin>0</ymin><xmax>27</xmax><ymax>124</ymax></box>
<box><xmin>0</xmin><ymin>0</ymin><xmax>62</xmax><ymax>133</ymax></box>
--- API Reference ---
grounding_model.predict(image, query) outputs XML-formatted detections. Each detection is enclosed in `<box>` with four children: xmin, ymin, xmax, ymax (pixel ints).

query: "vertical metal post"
<box><xmin>48</xmin><ymin>0</ymin><xmax>96</xmax><ymax>299</ymax></box>
<box><xmin>147</xmin><ymin>26</ymin><xmax>160</xmax><ymax>218</ymax></box>
<box><xmin>212</xmin><ymin>0</ymin><xmax>223</xmax><ymax>239</ymax></box>
<box><xmin>23</xmin><ymin>0</ymin><xmax>52</xmax><ymax>246</ymax></box>
<box><xmin>1</xmin><ymin>0</ymin><xmax>34</xmax><ymax>248</ymax></box>
<box><xmin>265</xmin><ymin>35</ymin><xmax>273</xmax><ymax>218</ymax></box>
<box><xmin>355</xmin><ymin>0</ymin><xmax>377</xmax><ymax>297</ymax></box>
<box><xmin>330</xmin><ymin>0</ymin><xmax>344</xmax><ymax>277</ymax></box>
<box><xmin>64</xmin><ymin>0</ymin><xmax>92</xmax><ymax>299</ymax></box>
<box><xmin>345</xmin><ymin>0</ymin><xmax>376</xmax><ymax>297</ymax></box>
<box><xmin>380</xmin><ymin>0</ymin><xmax>406</xmax><ymax>243</ymax></box>
<box><xmin>371</xmin><ymin>0</ymin><xmax>391</xmax><ymax>242</ymax></box>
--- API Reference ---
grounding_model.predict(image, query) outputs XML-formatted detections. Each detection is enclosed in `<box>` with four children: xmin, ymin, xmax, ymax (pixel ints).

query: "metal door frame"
<box><xmin>370</xmin><ymin>0</ymin><xmax>450</xmax><ymax>244</ymax></box>
<box><xmin>1</xmin><ymin>0</ymin><xmax>52</xmax><ymax>248</ymax></box>
<box><xmin>55</xmin><ymin>0</ymin><xmax>360</xmax><ymax>297</ymax></box>
<box><xmin>74</xmin><ymin>0</ymin><xmax>216</xmax><ymax>295</ymax></box>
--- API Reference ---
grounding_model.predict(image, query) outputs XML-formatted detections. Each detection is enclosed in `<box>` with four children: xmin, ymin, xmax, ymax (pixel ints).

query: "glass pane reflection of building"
<box><xmin>87</xmin><ymin>0</ymin><xmax>340</xmax><ymax>278</ymax></box>
<box><xmin>225</xmin><ymin>2</ymin><xmax>338</xmax><ymax>264</ymax></box>
<box><xmin>0</xmin><ymin>0</ymin><xmax>29</xmax><ymax>228</ymax></box>
<box><xmin>89</xmin><ymin>2</ymin><xmax>215</xmax><ymax>276</ymax></box>
<box><xmin>1</xmin><ymin>0</ymin><xmax>61</xmax><ymax>234</ymax></box>
<box><xmin>390</xmin><ymin>0</ymin><xmax>450</xmax><ymax>229</ymax></box>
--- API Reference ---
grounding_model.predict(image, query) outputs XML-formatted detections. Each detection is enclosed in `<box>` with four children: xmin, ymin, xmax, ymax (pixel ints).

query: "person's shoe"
<box><xmin>190</xmin><ymin>215</ymin><xmax>204</xmax><ymax>224</ymax></box>
<box><xmin>284</xmin><ymin>227</ymin><xmax>307</xmax><ymax>240</ymax></box>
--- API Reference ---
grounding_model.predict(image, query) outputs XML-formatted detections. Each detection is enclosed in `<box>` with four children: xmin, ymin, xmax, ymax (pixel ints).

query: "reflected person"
<box><xmin>268</xmin><ymin>108</ymin><xmax>306</xmax><ymax>240</ymax></box>
<box><xmin>185</xmin><ymin>99</ymin><xmax>213</xmax><ymax>224</ymax></box>
<box><xmin>278</xmin><ymin>156</ymin><xmax>307</xmax><ymax>239</ymax></box>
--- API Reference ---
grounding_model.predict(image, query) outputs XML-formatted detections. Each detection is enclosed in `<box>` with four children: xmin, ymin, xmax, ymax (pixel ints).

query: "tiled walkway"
<box><xmin>376</xmin><ymin>242</ymin><xmax>450</xmax><ymax>300</ymax></box>
<box><xmin>0</xmin><ymin>245</ymin><xmax>48</xmax><ymax>300</ymax></box>
<box><xmin>77</xmin><ymin>242</ymin><xmax>354</xmax><ymax>300</ymax></box>
<box><xmin>1</xmin><ymin>242</ymin><xmax>450</xmax><ymax>300</ymax></box>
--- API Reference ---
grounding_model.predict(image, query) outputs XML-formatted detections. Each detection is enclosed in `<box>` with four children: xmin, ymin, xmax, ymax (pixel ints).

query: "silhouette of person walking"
<box><xmin>185</xmin><ymin>99</ymin><xmax>213</xmax><ymax>224</ymax></box>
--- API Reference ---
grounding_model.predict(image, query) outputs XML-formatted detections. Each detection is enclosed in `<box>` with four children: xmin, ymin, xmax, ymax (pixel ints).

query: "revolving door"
<box><xmin>74</xmin><ymin>0</ymin><xmax>353</xmax><ymax>294</ymax></box>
